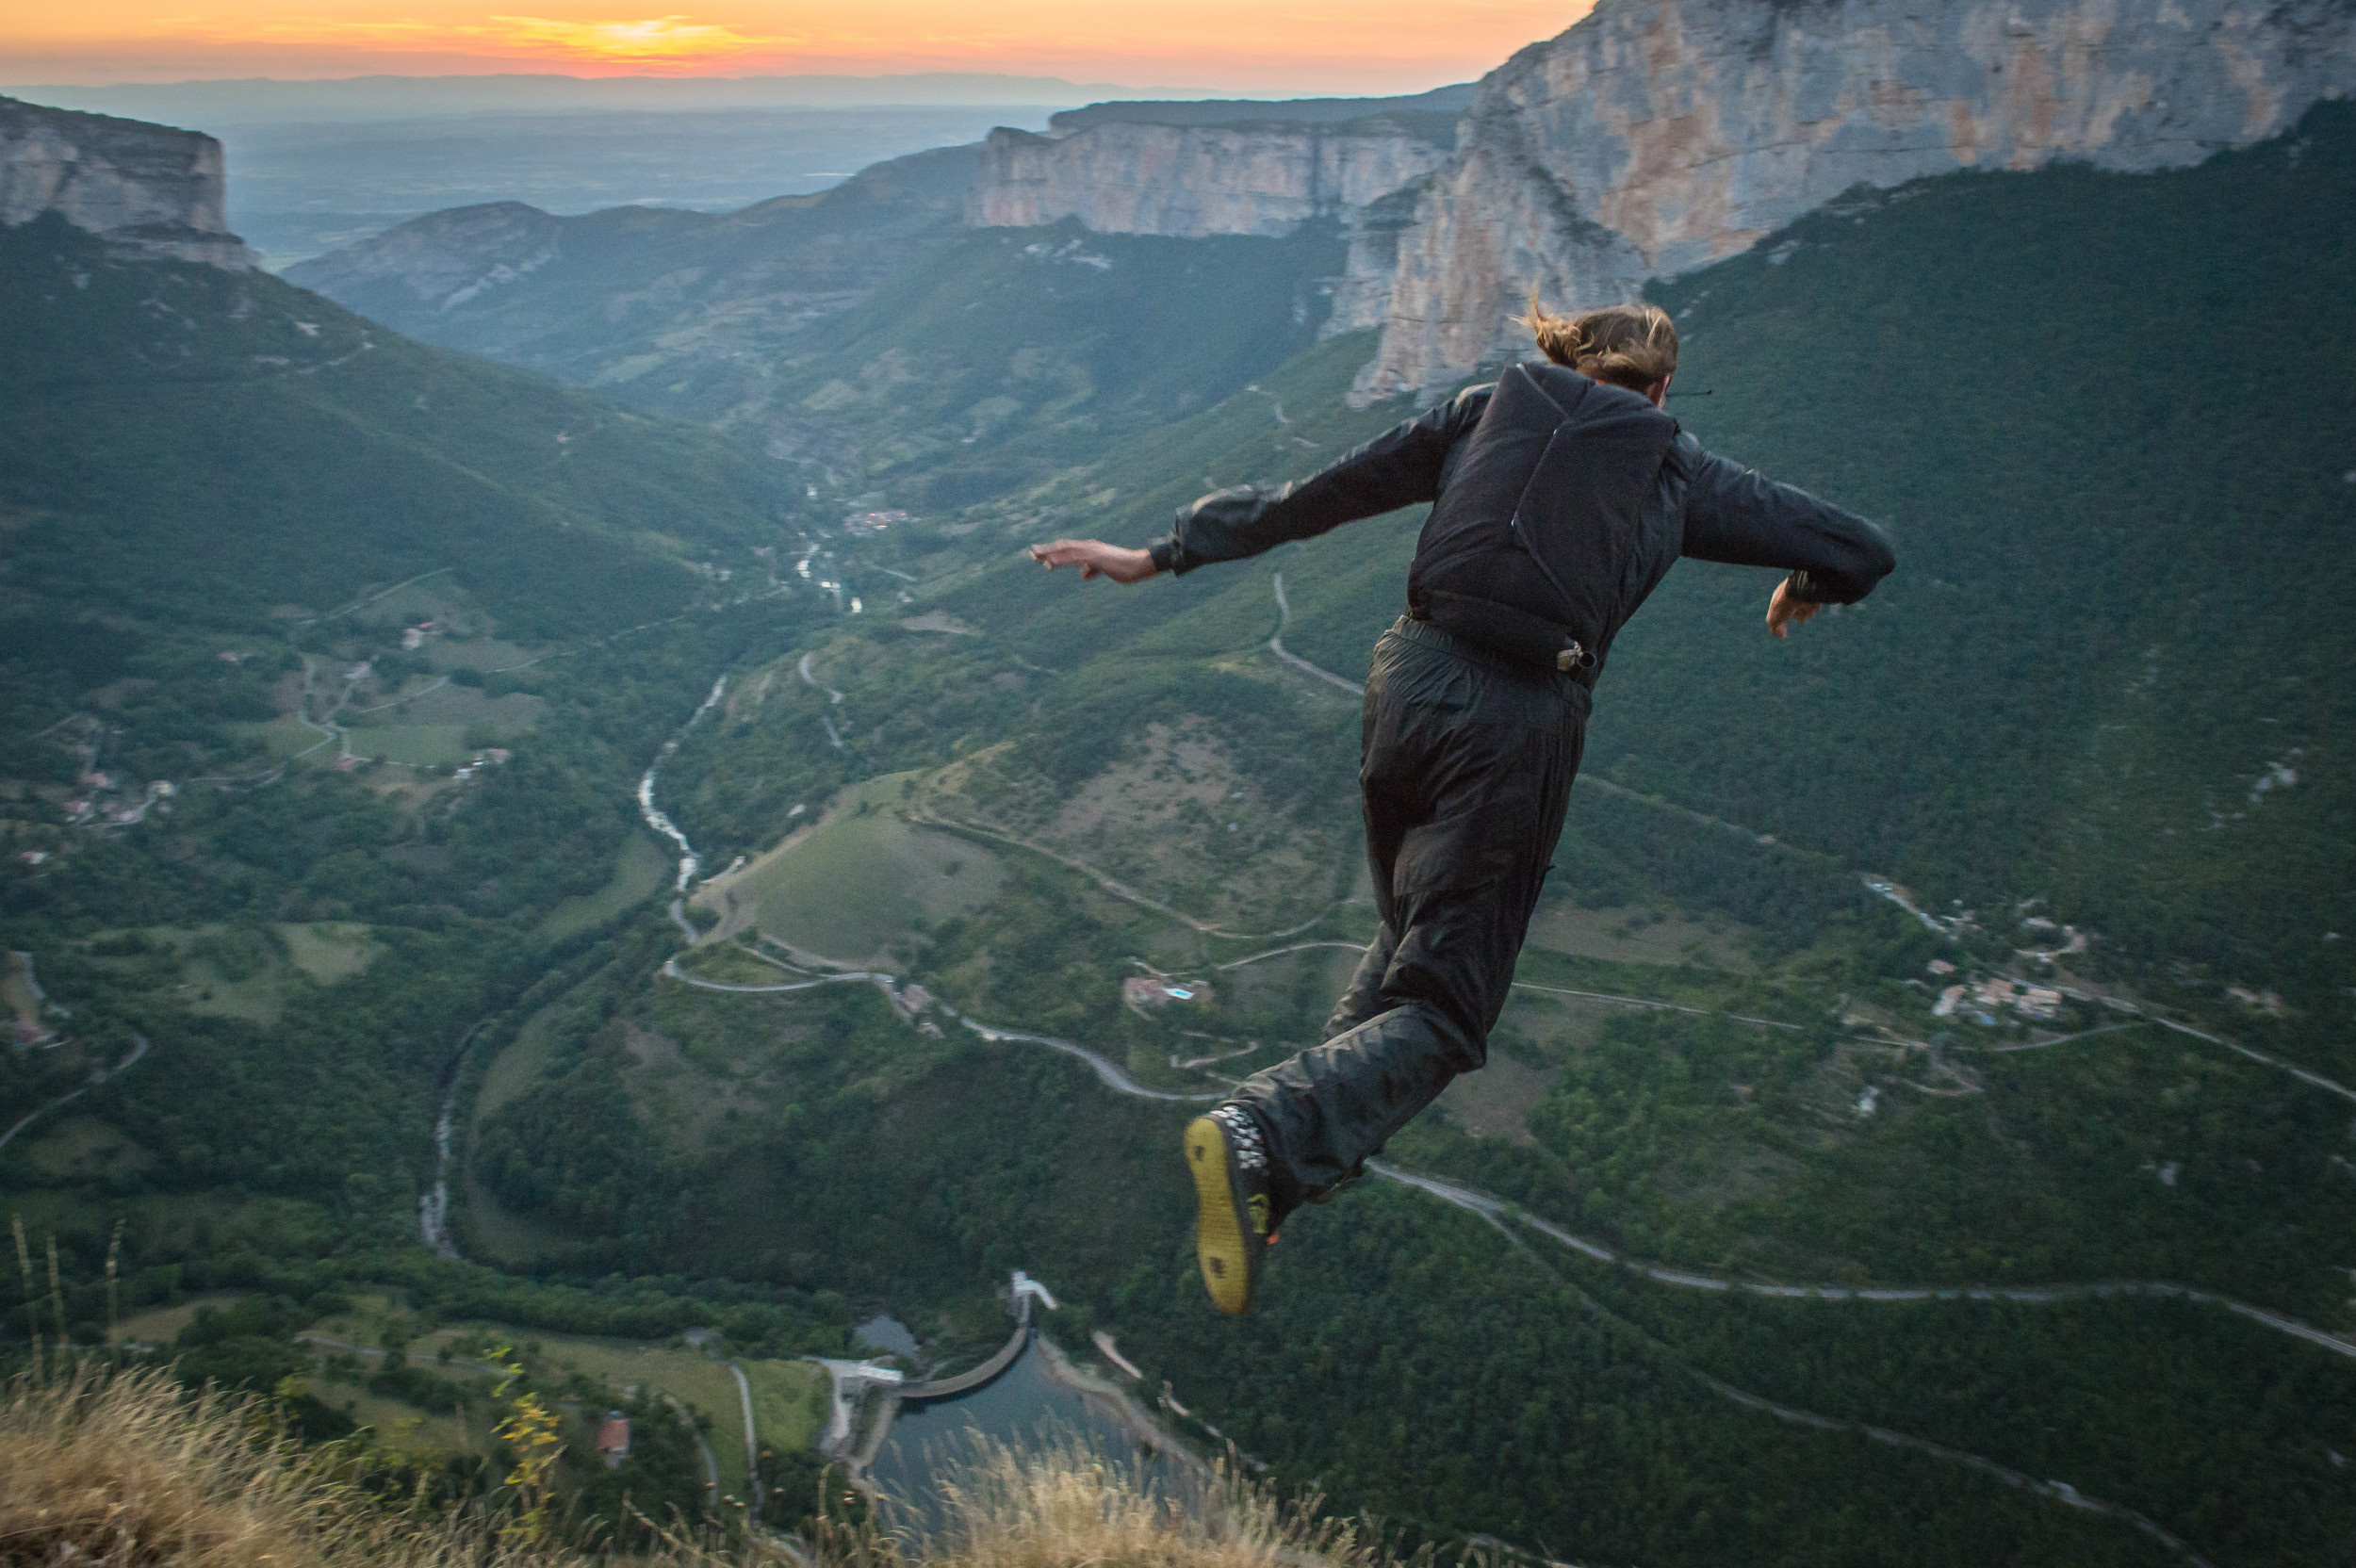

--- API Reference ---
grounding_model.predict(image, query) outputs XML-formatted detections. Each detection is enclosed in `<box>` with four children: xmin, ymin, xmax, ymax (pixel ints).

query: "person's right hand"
<box><xmin>1765</xmin><ymin>576</ymin><xmax>1823</xmax><ymax>639</ymax></box>
<box><xmin>1027</xmin><ymin>539</ymin><xmax>1158</xmax><ymax>584</ymax></box>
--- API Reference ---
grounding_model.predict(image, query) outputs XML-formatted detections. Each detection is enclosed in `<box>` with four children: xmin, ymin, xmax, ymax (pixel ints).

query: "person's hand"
<box><xmin>1027</xmin><ymin>539</ymin><xmax>1157</xmax><ymax>584</ymax></box>
<box><xmin>1765</xmin><ymin>576</ymin><xmax>1823</xmax><ymax>639</ymax></box>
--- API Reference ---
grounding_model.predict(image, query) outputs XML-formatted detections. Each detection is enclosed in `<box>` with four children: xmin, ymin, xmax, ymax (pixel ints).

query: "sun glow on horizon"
<box><xmin>4</xmin><ymin>2</ymin><xmax>1593</xmax><ymax>90</ymax></box>
<box><xmin>480</xmin><ymin>14</ymin><xmax>790</xmax><ymax>65</ymax></box>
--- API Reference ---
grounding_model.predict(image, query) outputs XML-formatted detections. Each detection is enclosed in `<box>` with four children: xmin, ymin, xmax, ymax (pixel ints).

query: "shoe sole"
<box><xmin>1185</xmin><ymin>1115</ymin><xmax>1257</xmax><ymax>1315</ymax></box>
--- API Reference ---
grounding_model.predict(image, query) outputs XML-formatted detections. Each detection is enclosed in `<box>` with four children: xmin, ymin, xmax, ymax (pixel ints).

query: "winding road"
<box><xmin>797</xmin><ymin>652</ymin><xmax>845</xmax><ymax>704</ymax></box>
<box><xmin>663</xmin><ymin>958</ymin><xmax>890</xmax><ymax>996</ymax></box>
<box><xmin>657</xmin><ymin>846</ymin><xmax>2356</xmax><ymax>1368</ymax></box>
<box><xmin>957</xmin><ymin>1017</ymin><xmax>1223</xmax><ymax>1102</ymax></box>
<box><xmin>1213</xmin><ymin>939</ymin><xmax>1366</xmax><ymax>971</ymax></box>
<box><xmin>797</xmin><ymin>654</ymin><xmax>848</xmax><ymax>749</ymax></box>
<box><xmin>288</xmin><ymin>655</ymin><xmax>349</xmax><ymax>766</ymax></box>
<box><xmin>686</xmin><ymin>958</ymin><xmax>2355</xmax><ymax>1369</ymax></box>
<box><xmin>1371</xmin><ymin>1161</ymin><xmax>2356</xmax><ymax>1360</ymax></box>
<box><xmin>2152</xmin><ymin>1015</ymin><xmax>2356</xmax><ymax>1106</ymax></box>
<box><xmin>1268</xmin><ymin>573</ymin><xmax>1366</xmax><ymax>697</ymax></box>
<box><xmin>726</xmin><ymin>1359</ymin><xmax>763</xmax><ymax>1513</ymax></box>
<box><xmin>0</xmin><ymin>1033</ymin><xmax>150</xmax><ymax>1153</ymax></box>
<box><xmin>918</xmin><ymin>1004</ymin><xmax>2263</xmax><ymax>1563</ymax></box>
<box><xmin>1215</xmin><ymin>941</ymin><xmax>1806</xmax><ymax>1033</ymax></box>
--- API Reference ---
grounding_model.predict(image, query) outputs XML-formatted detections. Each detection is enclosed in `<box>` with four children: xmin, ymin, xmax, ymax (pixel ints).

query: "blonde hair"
<box><xmin>1519</xmin><ymin>299</ymin><xmax>1678</xmax><ymax>392</ymax></box>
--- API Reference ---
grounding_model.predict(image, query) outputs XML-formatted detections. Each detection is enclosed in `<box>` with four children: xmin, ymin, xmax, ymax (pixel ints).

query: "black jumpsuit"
<box><xmin>1145</xmin><ymin>366</ymin><xmax>1896</xmax><ymax>1212</ymax></box>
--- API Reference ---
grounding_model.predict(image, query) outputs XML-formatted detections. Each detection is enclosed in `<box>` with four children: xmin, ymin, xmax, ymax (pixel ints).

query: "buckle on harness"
<box><xmin>1555</xmin><ymin>641</ymin><xmax>1595</xmax><ymax>674</ymax></box>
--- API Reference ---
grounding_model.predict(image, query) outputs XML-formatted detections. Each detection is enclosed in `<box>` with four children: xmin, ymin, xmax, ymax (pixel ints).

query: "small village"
<box><xmin>842</xmin><ymin>508</ymin><xmax>913</xmax><ymax>538</ymax></box>
<box><xmin>1932</xmin><ymin>972</ymin><xmax>2066</xmax><ymax>1024</ymax></box>
<box><xmin>1122</xmin><ymin>973</ymin><xmax>1209</xmax><ymax>1013</ymax></box>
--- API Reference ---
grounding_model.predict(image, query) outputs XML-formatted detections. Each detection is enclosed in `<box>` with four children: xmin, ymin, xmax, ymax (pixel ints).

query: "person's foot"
<box><xmin>1185</xmin><ymin>1104</ymin><xmax>1279</xmax><ymax>1315</ymax></box>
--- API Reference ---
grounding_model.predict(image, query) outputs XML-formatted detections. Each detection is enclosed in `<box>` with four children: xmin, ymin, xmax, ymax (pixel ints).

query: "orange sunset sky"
<box><xmin>3</xmin><ymin>3</ymin><xmax>1595</xmax><ymax>92</ymax></box>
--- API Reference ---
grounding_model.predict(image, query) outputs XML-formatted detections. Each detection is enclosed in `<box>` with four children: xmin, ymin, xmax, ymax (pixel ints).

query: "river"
<box><xmin>638</xmin><ymin>675</ymin><xmax>728</xmax><ymax>892</ymax></box>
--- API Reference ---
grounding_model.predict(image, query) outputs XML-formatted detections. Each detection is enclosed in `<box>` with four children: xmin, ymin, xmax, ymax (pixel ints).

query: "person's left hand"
<box><xmin>1027</xmin><ymin>539</ymin><xmax>1158</xmax><ymax>583</ymax></box>
<box><xmin>1766</xmin><ymin>576</ymin><xmax>1823</xmax><ymax>639</ymax></box>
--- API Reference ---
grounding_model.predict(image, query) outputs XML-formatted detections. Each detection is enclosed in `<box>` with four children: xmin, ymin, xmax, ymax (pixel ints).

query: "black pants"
<box><xmin>1229</xmin><ymin>615</ymin><xmax>1589</xmax><ymax>1209</ymax></box>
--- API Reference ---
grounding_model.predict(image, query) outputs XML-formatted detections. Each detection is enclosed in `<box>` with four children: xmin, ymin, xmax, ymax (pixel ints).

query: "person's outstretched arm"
<box><xmin>1030</xmin><ymin>385</ymin><xmax>1492</xmax><ymax>583</ymax></box>
<box><xmin>1678</xmin><ymin>444</ymin><xmax>1897</xmax><ymax>637</ymax></box>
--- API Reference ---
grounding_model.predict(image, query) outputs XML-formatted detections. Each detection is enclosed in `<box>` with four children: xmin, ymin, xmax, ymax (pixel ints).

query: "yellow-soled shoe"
<box><xmin>1185</xmin><ymin>1105</ymin><xmax>1276</xmax><ymax>1315</ymax></box>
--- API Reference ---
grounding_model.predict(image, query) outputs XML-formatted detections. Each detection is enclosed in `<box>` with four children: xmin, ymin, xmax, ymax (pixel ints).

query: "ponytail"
<box><xmin>1518</xmin><ymin>298</ymin><xmax>1678</xmax><ymax>392</ymax></box>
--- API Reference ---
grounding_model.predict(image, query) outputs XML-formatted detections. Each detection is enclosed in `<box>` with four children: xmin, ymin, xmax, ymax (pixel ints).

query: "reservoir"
<box><xmin>866</xmin><ymin>1334</ymin><xmax>1174</xmax><ymax>1531</ymax></box>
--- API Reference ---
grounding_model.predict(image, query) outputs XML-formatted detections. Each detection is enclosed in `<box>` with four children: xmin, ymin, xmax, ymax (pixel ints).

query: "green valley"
<box><xmin>5</xmin><ymin>79</ymin><xmax>2355</xmax><ymax>1568</ymax></box>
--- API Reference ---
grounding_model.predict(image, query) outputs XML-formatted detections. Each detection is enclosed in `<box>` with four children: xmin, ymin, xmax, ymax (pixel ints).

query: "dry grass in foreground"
<box><xmin>846</xmin><ymin>1437</ymin><xmax>1394</xmax><ymax>1568</ymax></box>
<box><xmin>1</xmin><ymin>1365</ymin><xmax>1410</xmax><ymax>1568</ymax></box>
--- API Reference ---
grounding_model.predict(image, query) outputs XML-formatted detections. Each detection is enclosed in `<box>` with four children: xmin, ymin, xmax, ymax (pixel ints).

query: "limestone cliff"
<box><xmin>0</xmin><ymin>95</ymin><xmax>250</xmax><ymax>268</ymax></box>
<box><xmin>969</xmin><ymin>118</ymin><xmax>1453</xmax><ymax>238</ymax></box>
<box><xmin>1361</xmin><ymin>0</ymin><xmax>2356</xmax><ymax>395</ymax></box>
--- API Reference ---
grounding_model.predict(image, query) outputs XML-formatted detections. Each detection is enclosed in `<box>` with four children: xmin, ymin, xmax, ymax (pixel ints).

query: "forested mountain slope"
<box><xmin>285</xmin><ymin>145</ymin><xmax>1359</xmax><ymax>507</ymax></box>
<box><xmin>281</xmin><ymin>144</ymin><xmax>979</xmax><ymax>385</ymax></box>
<box><xmin>0</xmin><ymin>211</ymin><xmax>839</xmax><ymax>1372</ymax></box>
<box><xmin>444</xmin><ymin>106</ymin><xmax>2356</xmax><ymax>1568</ymax></box>
<box><xmin>1</xmin><ymin>215</ymin><xmax>794</xmax><ymax>641</ymax></box>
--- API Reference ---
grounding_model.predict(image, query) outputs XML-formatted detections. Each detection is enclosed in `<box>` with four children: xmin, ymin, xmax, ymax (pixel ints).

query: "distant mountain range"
<box><xmin>3</xmin><ymin>73</ymin><xmax>1194</xmax><ymax>125</ymax></box>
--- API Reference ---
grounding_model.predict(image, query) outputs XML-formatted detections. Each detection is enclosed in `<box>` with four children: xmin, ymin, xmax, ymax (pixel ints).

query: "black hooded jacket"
<box><xmin>1146</xmin><ymin>362</ymin><xmax>1895</xmax><ymax>681</ymax></box>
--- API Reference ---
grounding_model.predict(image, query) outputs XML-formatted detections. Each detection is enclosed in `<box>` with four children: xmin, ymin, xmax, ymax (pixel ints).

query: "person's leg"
<box><xmin>1319</xmin><ymin>923</ymin><xmax>1399</xmax><ymax>1043</ymax></box>
<box><xmin>1230</xmin><ymin>629</ymin><xmax>1585</xmax><ymax>1207</ymax></box>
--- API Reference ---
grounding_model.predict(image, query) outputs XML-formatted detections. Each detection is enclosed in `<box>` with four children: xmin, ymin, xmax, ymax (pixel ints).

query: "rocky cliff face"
<box><xmin>0</xmin><ymin>96</ymin><xmax>249</xmax><ymax>268</ymax></box>
<box><xmin>1360</xmin><ymin>0</ymin><xmax>2356</xmax><ymax>394</ymax></box>
<box><xmin>970</xmin><ymin>119</ymin><xmax>1453</xmax><ymax>238</ymax></box>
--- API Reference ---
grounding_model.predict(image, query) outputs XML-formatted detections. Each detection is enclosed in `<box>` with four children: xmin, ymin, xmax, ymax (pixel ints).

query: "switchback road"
<box><xmin>0</xmin><ymin>1033</ymin><xmax>149</xmax><ymax>1152</ymax></box>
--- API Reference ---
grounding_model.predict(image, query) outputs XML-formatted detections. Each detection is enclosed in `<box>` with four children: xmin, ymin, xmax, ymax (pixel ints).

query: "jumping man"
<box><xmin>1029</xmin><ymin>302</ymin><xmax>1895</xmax><ymax>1314</ymax></box>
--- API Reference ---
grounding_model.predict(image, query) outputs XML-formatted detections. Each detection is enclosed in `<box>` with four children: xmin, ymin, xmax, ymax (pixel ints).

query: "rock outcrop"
<box><xmin>1042</xmin><ymin>85</ymin><xmax>1475</xmax><ymax>136</ymax></box>
<box><xmin>968</xmin><ymin>104</ymin><xmax>1464</xmax><ymax>337</ymax></box>
<box><xmin>1358</xmin><ymin>0</ymin><xmax>2356</xmax><ymax>394</ymax></box>
<box><xmin>0</xmin><ymin>95</ymin><xmax>250</xmax><ymax>268</ymax></box>
<box><xmin>970</xmin><ymin>119</ymin><xmax>1454</xmax><ymax>239</ymax></box>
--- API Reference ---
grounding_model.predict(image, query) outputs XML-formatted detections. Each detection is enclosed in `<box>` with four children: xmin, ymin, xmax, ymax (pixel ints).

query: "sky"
<box><xmin>5</xmin><ymin>2</ymin><xmax>1594</xmax><ymax>94</ymax></box>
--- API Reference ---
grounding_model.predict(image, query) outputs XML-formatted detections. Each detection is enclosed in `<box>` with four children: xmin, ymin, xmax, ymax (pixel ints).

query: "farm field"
<box><xmin>502</xmin><ymin>1333</ymin><xmax>752</xmax><ymax>1494</ymax></box>
<box><xmin>292</xmin><ymin>1295</ymin><xmax>827</xmax><ymax>1496</ymax></box>
<box><xmin>113</xmin><ymin>1293</ymin><xmax>253</xmax><ymax>1345</ymax></box>
<box><xmin>537</xmin><ymin>837</ymin><xmax>671</xmax><ymax>942</ymax></box>
<box><xmin>279</xmin><ymin>922</ymin><xmax>383</xmax><ymax>983</ymax></box>
<box><xmin>1522</xmin><ymin>900</ymin><xmax>1756</xmax><ymax>972</ymax></box>
<box><xmin>695</xmin><ymin>776</ymin><xmax>1004</xmax><ymax>963</ymax></box>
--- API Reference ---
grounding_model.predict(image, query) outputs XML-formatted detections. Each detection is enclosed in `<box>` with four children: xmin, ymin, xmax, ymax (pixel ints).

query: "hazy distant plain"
<box><xmin>216</xmin><ymin>106</ymin><xmax>1058</xmax><ymax>267</ymax></box>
